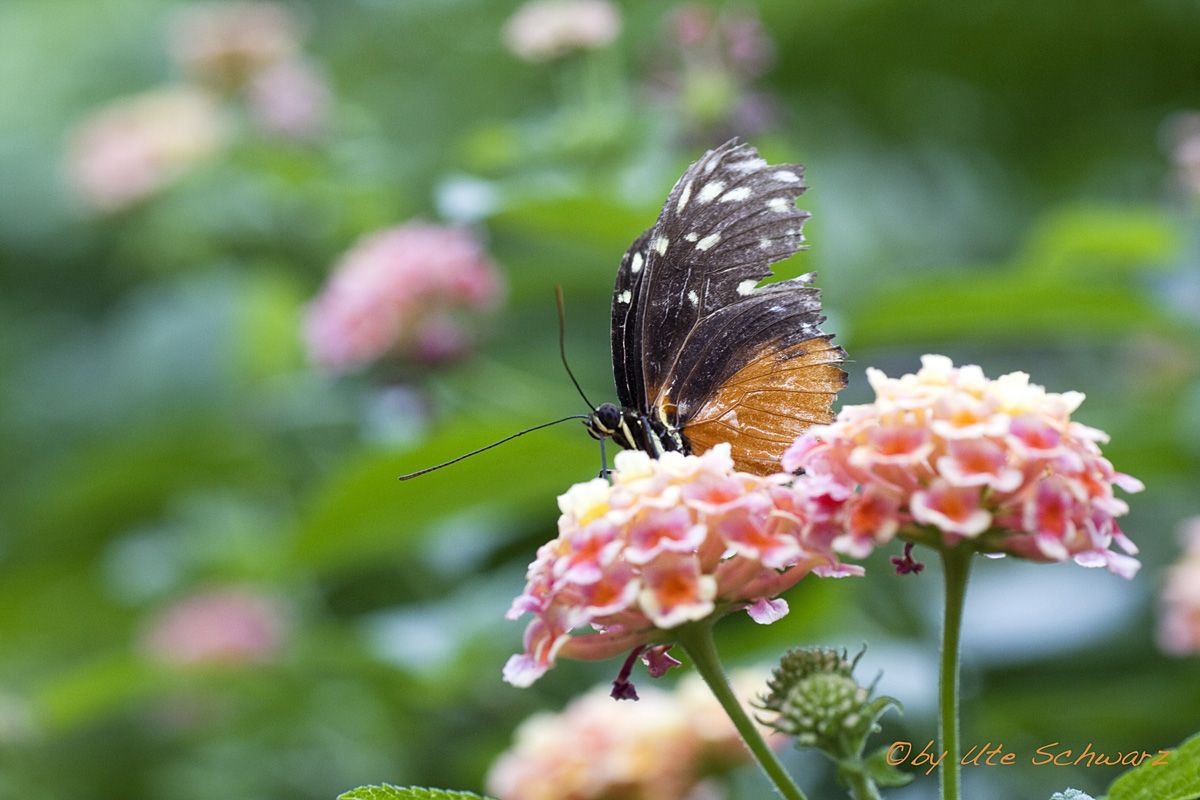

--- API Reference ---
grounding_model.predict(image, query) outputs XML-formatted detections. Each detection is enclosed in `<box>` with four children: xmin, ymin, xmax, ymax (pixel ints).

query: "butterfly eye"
<box><xmin>594</xmin><ymin>403</ymin><xmax>622</xmax><ymax>432</ymax></box>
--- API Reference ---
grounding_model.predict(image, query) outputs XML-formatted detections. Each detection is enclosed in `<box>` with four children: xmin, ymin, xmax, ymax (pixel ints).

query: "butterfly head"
<box><xmin>585</xmin><ymin>403</ymin><xmax>623</xmax><ymax>440</ymax></box>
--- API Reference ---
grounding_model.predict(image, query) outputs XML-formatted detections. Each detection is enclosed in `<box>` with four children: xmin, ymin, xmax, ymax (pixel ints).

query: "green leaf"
<box><xmin>863</xmin><ymin>746</ymin><xmax>915</xmax><ymax>788</ymax></box>
<box><xmin>844</xmin><ymin>276</ymin><xmax>1180</xmax><ymax>350</ymax></box>
<box><xmin>494</xmin><ymin>193</ymin><xmax>654</xmax><ymax>251</ymax></box>
<box><xmin>1019</xmin><ymin>206</ymin><xmax>1178</xmax><ymax>279</ymax></box>
<box><xmin>292</xmin><ymin>420</ymin><xmax>596</xmax><ymax>570</ymax></box>
<box><xmin>1107</xmin><ymin>732</ymin><xmax>1200</xmax><ymax>800</ymax></box>
<box><xmin>337</xmin><ymin>786</ymin><xmax>493</xmax><ymax>800</ymax></box>
<box><xmin>34</xmin><ymin>653</ymin><xmax>162</xmax><ymax>732</ymax></box>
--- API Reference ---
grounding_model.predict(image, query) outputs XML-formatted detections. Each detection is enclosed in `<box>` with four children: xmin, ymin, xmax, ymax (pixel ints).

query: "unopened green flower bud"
<box><xmin>776</xmin><ymin>672</ymin><xmax>892</xmax><ymax>756</ymax></box>
<box><xmin>758</xmin><ymin>646</ymin><xmax>900</xmax><ymax>765</ymax></box>
<box><xmin>759</xmin><ymin>646</ymin><xmax>859</xmax><ymax>714</ymax></box>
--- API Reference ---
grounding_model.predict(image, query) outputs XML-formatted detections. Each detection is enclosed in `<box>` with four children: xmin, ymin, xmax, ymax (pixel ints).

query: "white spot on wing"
<box><xmin>767</xmin><ymin>197</ymin><xmax>791</xmax><ymax>213</ymax></box>
<box><xmin>703</xmin><ymin>157</ymin><xmax>719</xmax><ymax>174</ymax></box>
<box><xmin>687</xmin><ymin>290</ymin><xmax>699</xmax><ymax>306</ymax></box>
<box><xmin>631</xmin><ymin>252</ymin><xmax>644</xmax><ymax>273</ymax></box>
<box><xmin>695</xmin><ymin>233</ymin><xmax>720</xmax><ymax>251</ymax></box>
<box><xmin>737</xmin><ymin>279</ymin><xmax>758</xmax><ymax>295</ymax></box>
<box><xmin>759</xmin><ymin>238</ymin><xmax>772</xmax><ymax>249</ymax></box>
<box><xmin>653</xmin><ymin>236</ymin><xmax>669</xmax><ymax>255</ymax></box>
<box><xmin>618</xmin><ymin>289</ymin><xmax>632</xmax><ymax>304</ymax></box>
<box><xmin>720</xmin><ymin>186</ymin><xmax>751</xmax><ymax>202</ymax></box>
<box><xmin>773</xmin><ymin>170</ymin><xmax>801</xmax><ymax>183</ymax></box>
<box><xmin>728</xmin><ymin>157</ymin><xmax>766</xmax><ymax>173</ymax></box>
<box><xmin>698</xmin><ymin>181</ymin><xmax>725</xmax><ymax>203</ymax></box>
<box><xmin>676</xmin><ymin>180</ymin><xmax>692</xmax><ymax>212</ymax></box>
<box><xmin>684</xmin><ymin>232</ymin><xmax>699</xmax><ymax>242</ymax></box>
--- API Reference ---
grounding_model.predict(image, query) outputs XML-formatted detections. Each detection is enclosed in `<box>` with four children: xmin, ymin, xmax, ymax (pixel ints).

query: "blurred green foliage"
<box><xmin>1</xmin><ymin>1</ymin><xmax>1198</xmax><ymax>799</ymax></box>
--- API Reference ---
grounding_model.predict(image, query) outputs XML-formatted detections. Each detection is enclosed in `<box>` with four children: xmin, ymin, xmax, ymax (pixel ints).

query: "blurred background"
<box><xmin>1</xmin><ymin>0</ymin><xmax>1199</xmax><ymax>798</ymax></box>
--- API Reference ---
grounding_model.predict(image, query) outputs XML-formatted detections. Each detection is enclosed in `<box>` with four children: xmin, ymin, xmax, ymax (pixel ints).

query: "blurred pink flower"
<box><xmin>1166</xmin><ymin>112</ymin><xmax>1200</xmax><ymax>199</ymax></box>
<box><xmin>783</xmin><ymin>355</ymin><xmax>1144</xmax><ymax>576</ymax></box>
<box><xmin>668</xmin><ymin>4</ymin><xmax>773</xmax><ymax>76</ymax></box>
<box><xmin>1159</xmin><ymin>518</ymin><xmax>1200</xmax><ymax>655</ymax></box>
<box><xmin>653</xmin><ymin>5</ymin><xmax>778</xmax><ymax>140</ymax></box>
<box><xmin>503</xmin><ymin>444</ymin><xmax>859</xmax><ymax>688</ymax></box>
<box><xmin>487</xmin><ymin>669</ymin><xmax>778</xmax><ymax>800</ymax></box>
<box><xmin>169</xmin><ymin>1</ymin><xmax>302</xmax><ymax>90</ymax></box>
<box><xmin>66</xmin><ymin>87</ymin><xmax>227</xmax><ymax>213</ymax></box>
<box><xmin>503</xmin><ymin>0</ymin><xmax>621</xmax><ymax>63</ymax></box>
<box><xmin>303</xmin><ymin>223</ymin><xmax>503</xmax><ymax>371</ymax></box>
<box><xmin>670</xmin><ymin>5</ymin><xmax>714</xmax><ymax>48</ymax></box>
<box><xmin>246</xmin><ymin>59</ymin><xmax>331</xmax><ymax>140</ymax></box>
<box><xmin>141</xmin><ymin>587</ymin><xmax>286</xmax><ymax>666</ymax></box>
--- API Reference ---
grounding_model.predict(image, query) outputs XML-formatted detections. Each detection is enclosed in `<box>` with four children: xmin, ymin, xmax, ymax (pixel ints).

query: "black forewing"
<box><xmin>625</xmin><ymin>139</ymin><xmax>814</xmax><ymax>413</ymax></box>
<box><xmin>610</xmin><ymin>227</ymin><xmax>653</xmax><ymax>409</ymax></box>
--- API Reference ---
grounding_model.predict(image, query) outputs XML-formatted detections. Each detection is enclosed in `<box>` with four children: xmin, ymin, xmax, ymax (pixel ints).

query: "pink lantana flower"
<box><xmin>486</xmin><ymin>669</ymin><xmax>779</xmax><ymax>800</ymax></box>
<box><xmin>502</xmin><ymin>0</ymin><xmax>621</xmax><ymax>63</ymax></box>
<box><xmin>1159</xmin><ymin>518</ymin><xmax>1200</xmax><ymax>655</ymax></box>
<box><xmin>303</xmin><ymin>223</ymin><xmax>503</xmax><ymax>371</ymax></box>
<box><xmin>1166</xmin><ymin>111</ymin><xmax>1200</xmax><ymax>200</ymax></box>
<box><xmin>140</xmin><ymin>587</ymin><xmax>287</xmax><ymax>667</ymax></box>
<box><xmin>246</xmin><ymin>59</ymin><xmax>331</xmax><ymax>141</ymax></box>
<box><xmin>783</xmin><ymin>355</ymin><xmax>1143</xmax><ymax>577</ymax></box>
<box><xmin>66</xmin><ymin>88</ymin><xmax>228</xmax><ymax>213</ymax></box>
<box><xmin>504</xmin><ymin>443</ymin><xmax>859</xmax><ymax>688</ymax></box>
<box><xmin>169</xmin><ymin>2</ymin><xmax>302</xmax><ymax>90</ymax></box>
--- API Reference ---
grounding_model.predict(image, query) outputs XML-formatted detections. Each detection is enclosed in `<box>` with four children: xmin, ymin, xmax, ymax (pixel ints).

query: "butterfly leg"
<box><xmin>640</xmin><ymin>416</ymin><xmax>665</xmax><ymax>457</ymax></box>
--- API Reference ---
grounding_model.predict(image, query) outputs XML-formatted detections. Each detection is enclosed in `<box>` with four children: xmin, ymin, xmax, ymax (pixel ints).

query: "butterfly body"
<box><xmin>593</xmin><ymin>139</ymin><xmax>846</xmax><ymax>476</ymax></box>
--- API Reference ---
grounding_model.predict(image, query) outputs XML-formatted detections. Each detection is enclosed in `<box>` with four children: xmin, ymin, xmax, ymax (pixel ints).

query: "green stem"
<box><xmin>938</xmin><ymin>545</ymin><xmax>973</xmax><ymax>800</ymax></box>
<box><xmin>677</xmin><ymin>622</ymin><xmax>807</xmax><ymax>800</ymax></box>
<box><xmin>843</xmin><ymin>766</ymin><xmax>882</xmax><ymax>800</ymax></box>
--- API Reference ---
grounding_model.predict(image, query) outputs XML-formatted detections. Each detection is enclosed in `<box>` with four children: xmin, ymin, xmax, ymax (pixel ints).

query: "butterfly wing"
<box><xmin>671</xmin><ymin>285</ymin><xmax>846</xmax><ymax>474</ymax></box>
<box><xmin>610</xmin><ymin>139</ymin><xmax>844</xmax><ymax>474</ymax></box>
<box><xmin>611</xmin><ymin>227</ymin><xmax>653</xmax><ymax>410</ymax></box>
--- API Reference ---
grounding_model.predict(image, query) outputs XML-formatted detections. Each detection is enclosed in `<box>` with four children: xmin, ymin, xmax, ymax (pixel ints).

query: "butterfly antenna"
<box><xmin>398</xmin><ymin>415</ymin><xmax>589</xmax><ymax>481</ymax></box>
<box><xmin>555</xmin><ymin>285</ymin><xmax>595</xmax><ymax>410</ymax></box>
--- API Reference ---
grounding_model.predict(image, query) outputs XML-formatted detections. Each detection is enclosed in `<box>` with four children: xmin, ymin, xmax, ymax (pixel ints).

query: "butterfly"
<box><xmin>398</xmin><ymin>140</ymin><xmax>844</xmax><ymax>482</ymax></box>
<box><xmin>582</xmin><ymin>139</ymin><xmax>846</xmax><ymax>476</ymax></box>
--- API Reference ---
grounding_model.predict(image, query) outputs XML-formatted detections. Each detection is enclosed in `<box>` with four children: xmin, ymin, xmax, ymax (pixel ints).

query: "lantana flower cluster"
<box><xmin>503</xmin><ymin>443</ymin><xmax>860</xmax><ymax>688</ymax></box>
<box><xmin>1167</xmin><ymin>111</ymin><xmax>1200</xmax><ymax>200</ymax></box>
<box><xmin>304</xmin><ymin>223</ymin><xmax>503</xmax><ymax>371</ymax></box>
<box><xmin>140</xmin><ymin>587</ymin><xmax>287</xmax><ymax>667</ymax></box>
<box><xmin>487</xmin><ymin>670</ymin><xmax>779</xmax><ymax>800</ymax></box>
<box><xmin>1159</xmin><ymin>518</ymin><xmax>1200</xmax><ymax>655</ymax></box>
<box><xmin>169</xmin><ymin>2</ymin><xmax>330</xmax><ymax>139</ymax></box>
<box><xmin>502</xmin><ymin>0</ymin><xmax>621</xmax><ymax>63</ymax></box>
<box><xmin>66</xmin><ymin>2</ymin><xmax>331</xmax><ymax>214</ymax></box>
<box><xmin>66</xmin><ymin>88</ymin><xmax>228</xmax><ymax>214</ymax></box>
<box><xmin>169</xmin><ymin>2</ymin><xmax>302</xmax><ymax>90</ymax></box>
<box><xmin>783</xmin><ymin>355</ymin><xmax>1144</xmax><ymax>577</ymax></box>
<box><xmin>654</xmin><ymin>5</ymin><xmax>779</xmax><ymax>141</ymax></box>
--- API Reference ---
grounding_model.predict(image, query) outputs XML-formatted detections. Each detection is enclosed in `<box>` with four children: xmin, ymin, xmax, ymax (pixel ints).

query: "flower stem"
<box><xmin>677</xmin><ymin>622</ymin><xmax>807</xmax><ymax>800</ymax></box>
<box><xmin>843</xmin><ymin>768</ymin><xmax>882</xmax><ymax>800</ymax></box>
<box><xmin>938</xmin><ymin>545</ymin><xmax>973</xmax><ymax>800</ymax></box>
